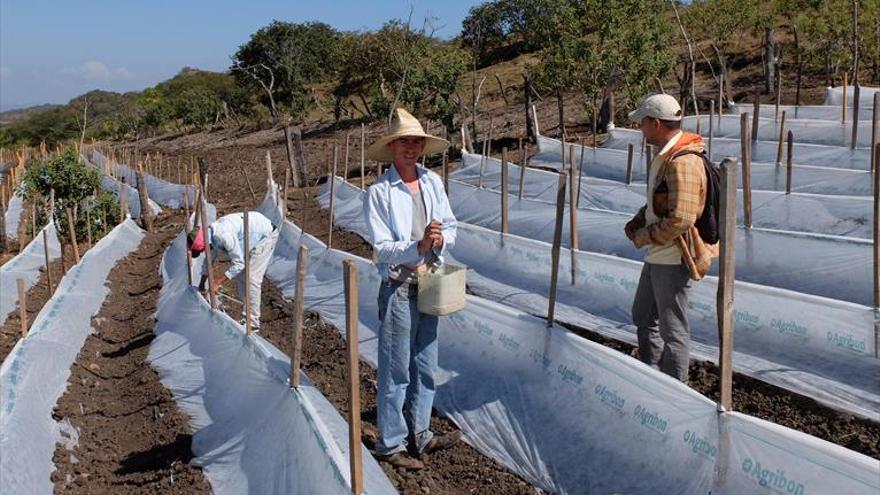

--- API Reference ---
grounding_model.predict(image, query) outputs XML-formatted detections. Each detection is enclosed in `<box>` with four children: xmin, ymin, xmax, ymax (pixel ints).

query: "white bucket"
<box><xmin>417</xmin><ymin>263</ymin><xmax>466</xmax><ymax>316</ymax></box>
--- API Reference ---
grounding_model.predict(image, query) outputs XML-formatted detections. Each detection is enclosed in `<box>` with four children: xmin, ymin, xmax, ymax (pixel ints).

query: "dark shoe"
<box><xmin>376</xmin><ymin>452</ymin><xmax>424</xmax><ymax>470</ymax></box>
<box><xmin>421</xmin><ymin>431</ymin><xmax>463</xmax><ymax>455</ymax></box>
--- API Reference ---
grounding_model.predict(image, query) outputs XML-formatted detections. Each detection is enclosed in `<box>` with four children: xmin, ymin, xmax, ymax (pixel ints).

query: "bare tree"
<box><xmin>231</xmin><ymin>62</ymin><xmax>279</xmax><ymax>123</ymax></box>
<box><xmin>74</xmin><ymin>96</ymin><xmax>90</xmax><ymax>151</ymax></box>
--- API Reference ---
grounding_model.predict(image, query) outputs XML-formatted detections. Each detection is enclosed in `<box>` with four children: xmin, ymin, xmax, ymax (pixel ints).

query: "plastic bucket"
<box><xmin>417</xmin><ymin>264</ymin><xmax>466</xmax><ymax>316</ymax></box>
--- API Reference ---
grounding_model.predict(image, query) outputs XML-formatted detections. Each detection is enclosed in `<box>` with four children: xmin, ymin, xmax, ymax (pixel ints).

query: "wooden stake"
<box><xmin>532</xmin><ymin>104</ymin><xmax>540</xmax><ymax>136</ymax></box>
<box><xmin>360</xmin><ymin>123</ymin><xmax>366</xmax><ymax>190</ymax></box>
<box><xmin>716</xmin><ymin>157</ymin><xmax>738</xmax><ymax>410</ymax></box>
<box><xmin>843</xmin><ymin>72</ymin><xmax>848</xmax><ymax>123</ymax></box>
<box><xmin>776</xmin><ymin>111</ymin><xmax>787</xmax><ymax>165</ymax></box>
<box><xmin>775</xmin><ymin>63</ymin><xmax>782</xmax><ymax>122</ymax></box>
<box><xmin>751</xmin><ymin>92</ymin><xmax>760</xmax><ymax>142</ymax></box>
<box><xmin>291</xmin><ymin>245</ymin><xmax>309</xmax><ymax>388</ymax></box>
<box><xmin>135</xmin><ymin>170</ymin><xmax>153</xmax><ymax>232</ymax></box>
<box><xmin>17</xmin><ymin>278</ymin><xmax>27</xmax><ymax>338</ymax></box>
<box><xmin>786</xmin><ymin>131</ymin><xmax>794</xmax><ymax>194</ymax></box>
<box><xmin>328</xmin><ymin>146</ymin><xmax>338</xmax><ymax>250</ymax></box>
<box><xmin>42</xmin><ymin>228</ymin><xmax>52</xmax><ymax>293</ymax></box>
<box><xmin>265</xmin><ymin>150</ymin><xmax>274</xmax><ymax>187</ymax></box>
<box><xmin>568</xmin><ymin>145</ymin><xmax>579</xmax><ymax>285</ymax></box>
<box><xmin>519</xmin><ymin>143</ymin><xmax>529</xmax><ymax>200</ymax></box>
<box><xmin>740</xmin><ymin>113</ymin><xmax>753</xmax><ymax>227</ymax></box>
<box><xmin>708</xmin><ymin>100</ymin><xmax>715</xmax><ymax>161</ymax></box>
<box><xmin>65</xmin><ymin>207</ymin><xmax>80</xmax><ymax>264</ymax></box>
<box><xmin>239</xmin><ymin>164</ymin><xmax>257</xmax><ymax>202</ymax></box>
<box><xmin>852</xmin><ymin>84</ymin><xmax>861</xmax><ymax>149</ymax></box>
<box><xmin>283</xmin><ymin>125</ymin><xmax>301</xmax><ymax>189</ymax></box>
<box><xmin>547</xmin><ymin>172</ymin><xmax>567</xmax><ymax>327</ymax></box>
<box><xmin>442</xmin><ymin>149</ymin><xmax>449</xmax><ymax>194</ymax></box>
<box><xmin>244</xmin><ymin>209</ymin><xmax>252</xmax><ymax>334</ymax></box>
<box><xmin>199</xmin><ymin>190</ymin><xmax>217</xmax><ymax>310</ymax></box>
<box><xmin>343</xmin><ymin>133</ymin><xmax>351</xmax><ymax>183</ymax></box>
<box><xmin>342</xmin><ymin>259</ymin><xmax>364</xmax><ymax>495</ymax></box>
<box><xmin>282</xmin><ymin>168</ymin><xmax>290</xmax><ymax>217</ymax></box>
<box><xmin>873</xmin><ymin>93</ymin><xmax>879</xmax><ymax>173</ymax></box>
<box><xmin>85</xmin><ymin>204</ymin><xmax>92</xmax><ymax>249</ymax></box>
<box><xmin>119</xmin><ymin>180</ymin><xmax>128</xmax><ymax>223</ymax></box>
<box><xmin>501</xmin><ymin>148</ymin><xmax>509</xmax><ymax>234</ymax></box>
<box><xmin>873</xmin><ymin>143</ymin><xmax>879</xmax><ymax>311</ymax></box>
<box><xmin>625</xmin><ymin>143</ymin><xmax>634</xmax><ymax>185</ymax></box>
<box><xmin>479</xmin><ymin>139</ymin><xmax>488</xmax><ymax>188</ymax></box>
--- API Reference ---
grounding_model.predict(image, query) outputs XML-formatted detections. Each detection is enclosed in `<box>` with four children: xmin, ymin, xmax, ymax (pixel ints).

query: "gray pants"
<box><xmin>632</xmin><ymin>263</ymin><xmax>692</xmax><ymax>382</ymax></box>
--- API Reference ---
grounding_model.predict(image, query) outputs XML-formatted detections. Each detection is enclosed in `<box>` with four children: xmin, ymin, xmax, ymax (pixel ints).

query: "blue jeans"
<box><xmin>375</xmin><ymin>279</ymin><xmax>439</xmax><ymax>456</ymax></box>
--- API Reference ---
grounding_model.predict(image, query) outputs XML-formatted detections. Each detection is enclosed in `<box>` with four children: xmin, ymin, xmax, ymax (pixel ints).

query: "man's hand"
<box><xmin>624</xmin><ymin>218</ymin><xmax>643</xmax><ymax>242</ymax></box>
<box><xmin>418</xmin><ymin>220</ymin><xmax>444</xmax><ymax>253</ymax></box>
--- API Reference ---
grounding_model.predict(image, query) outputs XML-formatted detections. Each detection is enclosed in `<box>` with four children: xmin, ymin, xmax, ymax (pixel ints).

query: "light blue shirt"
<box><xmin>364</xmin><ymin>164</ymin><xmax>457</xmax><ymax>281</ymax></box>
<box><xmin>202</xmin><ymin>211</ymin><xmax>274</xmax><ymax>280</ymax></box>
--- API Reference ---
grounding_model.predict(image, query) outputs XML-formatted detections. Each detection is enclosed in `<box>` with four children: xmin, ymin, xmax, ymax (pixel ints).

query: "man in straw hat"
<box><xmin>624</xmin><ymin>94</ymin><xmax>719</xmax><ymax>383</ymax></box>
<box><xmin>363</xmin><ymin>108</ymin><xmax>461</xmax><ymax>470</ymax></box>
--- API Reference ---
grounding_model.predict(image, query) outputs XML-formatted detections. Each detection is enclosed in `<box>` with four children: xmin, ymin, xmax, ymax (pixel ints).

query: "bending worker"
<box><xmin>624</xmin><ymin>94</ymin><xmax>719</xmax><ymax>383</ymax></box>
<box><xmin>188</xmin><ymin>210</ymin><xmax>279</xmax><ymax>331</ymax></box>
<box><xmin>363</xmin><ymin>108</ymin><xmax>461</xmax><ymax>470</ymax></box>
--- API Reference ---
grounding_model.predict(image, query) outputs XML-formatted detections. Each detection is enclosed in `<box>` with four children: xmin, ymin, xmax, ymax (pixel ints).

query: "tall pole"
<box><xmin>547</xmin><ymin>172</ymin><xmax>567</xmax><ymax>327</ymax></box>
<box><xmin>360</xmin><ymin>123</ymin><xmax>366</xmax><ymax>190</ymax></box>
<box><xmin>873</xmin><ymin>143</ymin><xmax>879</xmax><ymax>310</ymax></box>
<box><xmin>776</xmin><ymin>111</ymin><xmax>787</xmax><ymax>165</ymax></box>
<box><xmin>852</xmin><ymin>84</ymin><xmax>861</xmax><ymax>149</ymax></box>
<box><xmin>625</xmin><ymin>143</ymin><xmax>634</xmax><ymax>185</ymax></box>
<box><xmin>708</xmin><ymin>100</ymin><xmax>715</xmax><ymax>161</ymax></box>
<box><xmin>199</xmin><ymin>190</ymin><xmax>217</xmax><ymax>310</ymax></box>
<box><xmin>740</xmin><ymin>113</ymin><xmax>753</xmax><ymax>227</ymax></box>
<box><xmin>518</xmin><ymin>143</ymin><xmax>529</xmax><ymax>200</ymax></box>
<box><xmin>243</xmin><ymin>209</ymin><xmax>252</xmax><ymax>334</ymax></box>
<box><xmin>343</xmin><ymin>259</ymin><xmax>364</xmax><ymax>495</ymax></box>
<box><xmin>716</xmin><ymin>157</ymin><xmax>738</xmax><ymax>410</ymax></box>
<box><xmin>751</xmin><ymin>92</ymin><xmax>761</xmax><ymax>142</ymax></box>
<box><xmin>873</xmin><ymin>93</ymin><xmax>879</xmax><ymax>173</ymax></box>
<box><xmin>291</xmin><ymin>245</ymin><xmax>309</xmax><ymax>388</ymax></box>
<box><xmin>786</xmin><ymin>131</ymin><xmax>794</xmax><ymax>194</ymax></box>
<box><xmin>42</xmin><ymin>228</ymin><xmax>52</xmax><ymax>294</ymax></box>
<box><xmin>328</xmin><ymin>145</ymin><xmax>338</xmax><ymax>250</ymax></box>
<box><xmin>501</xmin><ymin>147</ymin><xmax>509</xmax><ymax>235</ymax></box>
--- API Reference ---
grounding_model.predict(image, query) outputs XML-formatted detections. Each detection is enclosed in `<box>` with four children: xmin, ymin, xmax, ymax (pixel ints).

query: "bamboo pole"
<box><xmin>786</xmin><ymin>131</ymin><xmax>794</xmax><ymax>194</ymax></box>
<box><xmin>751</xmin><ymin>93</ymin><xmax>760</xmax><ymax>142</ymax></box>
<box><xmin>328</xmin><ymin>145</ymin><xmax>338</xmax><ymax>250</ymax></box>
<box><xmin>568</xmin><ymin>145</ymin><xmax>579</xmax><ymax>286</ymax></box>
<box><xmin>873</xmin><ymin>93</ymin><xmax>879</xmax><ymax>173</ymax></box>
<box><xmin>17</xmin><ymin>278</ymin><xmax>27</xmax><ymax>338</ymax></box>
<box><xmin>501</xmin><ymin>148</ymin><xmax>509</xmax><ymax>235</ymax></box>
<box><xmin>776</xmin><ymin>111</ymin><xmax>787</xmax><ymax>165</ymax></box>
<box><xmin>42</xmin><ymin>228</ymin><xmax>52</xmax><ymax>293</ymax></box>
<box><xmin>716</xmin><ymin>157</ymin><xmax>738</xmax><ymax>410</ymax></box>
<box><xmin>342</xmin><ymin>259</ymin><xmax>364</xmax><ymax>495</ymax></box>
<box><xmin>244</xmin><ymin>209</ymin><xmax>252</xmax><ymax>334</ymax></box>
<box><xmin>199</xmin><ymin>190</ymin><xmax>217</xmax><ymax>310</ymax></box>
<box><xmin>547</xmin><ymin>172</ymin><xmax>567</xmax><ymax>327</ymax></box>
<box><xmin>65</xmin><ymin>207</ymin><xmax>80</xmax><ymax>264</ymax></box>
<box><xmin>625</xmin><ymin>143</ymin><xmax>634</xmax><ymax>185</ymax></box>
<box><xmin>291</xmin><ymin>245</ymin><xmax>309</xmax><ymax>388</ymax></box>
<box><xmin>740</xmin><ymin>113</ymin><xmax>753</xmax><ymax>227</ymax></box>
<box><xmin>518</xmin><ymin>143</ymin><xmax>528</xmax><ymax>200</ymax></box>
<box><xmin>852</xmin><ymin>84</ymin><xmax>861</xmax><ymax>150</ymax></box>
<box><xmin>360</xmin><ymin>123</ymin><xmax>366</xmax><ymax>190</ymax></box>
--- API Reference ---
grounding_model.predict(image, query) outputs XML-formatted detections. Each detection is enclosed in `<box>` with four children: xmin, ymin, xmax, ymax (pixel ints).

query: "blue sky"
<box><xmin>0</xmin><ymin>0</ymin><xmax>482</xmax><ymax>111</ymax></box>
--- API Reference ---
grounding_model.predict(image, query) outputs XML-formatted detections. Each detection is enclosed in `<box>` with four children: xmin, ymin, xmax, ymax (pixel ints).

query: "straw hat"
<box><xmin>365</xmin><ymin>108</ymin><xmax>449</xmax><ymax>162</ymax></box>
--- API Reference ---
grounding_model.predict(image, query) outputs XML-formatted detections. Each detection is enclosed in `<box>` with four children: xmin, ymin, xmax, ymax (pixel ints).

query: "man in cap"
<box><xmin>624</xmin><ymin>94</ymin><xmax>718</xmax><ymax>383</ymax></box>
<box><xmin>189</xmin><ymin>210</ymin><xmax>279</xmax><ymax>331</ymax></box>
<box><xmin>363</xmin><ymin>108</ymin><xmax>461</xmax><ymax>470</ymax></box>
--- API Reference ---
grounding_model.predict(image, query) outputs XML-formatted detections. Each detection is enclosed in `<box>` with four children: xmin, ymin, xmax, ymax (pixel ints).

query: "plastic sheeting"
<box><xmin>601</xmin><ymin>127</ymin><xmax>873</xmax><ymax>171</ymax></box>
<box><xmin>456</xmin><ymin>152</ymin><xmax>872</xmax><ymax>239</ymax></box>
<box><xmin>99</xmin><ymin>175</ymin><xmax>162</xmax><ymax>218</ymax></box>
<box><xmin>0</xmin><ymin>219</ymin><xmax>144</xmax><ymax>494</ymax></box>
<box><xmin>681</xmin><ymin>114</ymin><xmax>873</xmax><ymax>148</ymax></box>
<box><xmin>319</xmin><ymin>178</ymin><xmax>879</xmax><ymax>419</ymax></box>
<box><xmin>824</xmin><ymin>85</ymin><xmax>880</xmax><ymax>106</ymax></box>
<box><xmin>274</xmin><ymin>182</ymin><xmax>880</xmax><ymax>494</ymax></box>
<box><xmin>148</xmin><ymin>195</ymin><xmax>396</xmax><ymax>495</ymax></box>
<box><xmin>4</xmin><ymin>194</ymin><xmax>23</xmax><ymax>239</ymax></box>
<box><xmin>538</xmin><ymin>133</ymin><xmax>874</xmax><ymax>197</ymax></box>
<box><xmin>0</xmin><ymin>224</ymin><xmax>61</xmax><ymax>324</ymax></box>
<box><xmin>729</xmin><ymin>102</ymin><xmax>846</xmax><ymax>121</ymax></box>
<box><xmin>86</xmin><ymin>149</ymin><xmax>195</xmax><ymax>208</ymax></box>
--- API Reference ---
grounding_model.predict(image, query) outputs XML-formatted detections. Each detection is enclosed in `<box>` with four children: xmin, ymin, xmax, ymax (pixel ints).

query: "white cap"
<box><xmin>628</xmin><ymin>93</ymin><xmax>683</xmax><ymax>123</ymax></box>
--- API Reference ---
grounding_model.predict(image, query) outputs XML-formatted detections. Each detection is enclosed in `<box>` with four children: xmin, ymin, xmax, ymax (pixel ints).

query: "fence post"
<box><xmin>842</xmin><ymin>72</ymin><xmax>848</xmax><ymax>124</ymax></box>
<box><xmin>283</xmin><ymin>125</ymin><xmax>302</xmax><ymax>188</ymax></box>
<box><xmin>547</xmin><ymin>172</ymin><xmax>567</xmax><ymax>327</ymax></box>
<box><xmin>501</xmin><ymin>148</ymin><xmax>509</xmax><ymax>234</ymax></box>
<box><xmin>786</xmin><ymin>131</ymin><xmax>794</xmax><ymax>194</ymax></box>
<box><xmin>343</xmin><ymin>259</ymin><xmax>364</xmax><ymax>495</ymax></box>
<box><xmin>740</xmin><ymin>113</ymin><xmax>753</xmax><ymax>227</ymax></box>
<box><xmin>119</xmin><ymin>180</ymin><xmax>127</xmax><ymax>223</ymax></box>
<box><xmin>328</xmin><ymin>145</ymin><xmax>338</xmax><ymax>250</ymax></box>
<box><xmin>65</xmin><ymin>207</ymin><xmax>80</xmax><ymax>264</ymax></box>
<box><xmin>625</xmin><ymin>143</ymin><xmax>634</xmax><ymax>185</ymax></box>
<box><xmin>244</xmin><ymin>209</ymin><xmax>252</xmax><ymax>334</ymax></box>
<box><xmin>291</xmin><ymin>245</ymin><xmax>309</xmax><ymax>388</ymax></box>
<box><xmin>568</xmin><ymin>145</ymin><xmax>579</xmax><ymax>285</ymax></box>
<box><xmin>17</xmin><ymin>278</ymin><xmax>27</xmax><ymax>338</ymax></box>
<box><xmin>518</xmin><ymin>143</ymin><xmax>528</xmax><ymax>200</ymax></box>
<box><xmin>199</xmin><ymin>189</ymin><xmax>217</xmax><ymax>310</ymax></box>
<box><xmin>360</xmin><ymin>123</ymin><xmax>366</xmax><ymax>190</ymax></box>
<box><xmin>136</xmin><ymin>169</ymin><xmax>153</xmax><ymax>232</ymax></box>
<box><xmin>716</xmin><ymin>156</ymin><xmax>738</xmax><ymax>410</ymax></box>
<box><xmin>776</xmin><ymin>111</ymin><xmax>787</xmax><ymax>165</ymax></box>
<box><xmin>751</xmin><ymin>92</ymin><xmax>760</xmax><ymax>142</ymax></box>
<box><xmin>43</xmin><ymin>228</ymin><xmax>53</xmax><ymax>293</ymax></box>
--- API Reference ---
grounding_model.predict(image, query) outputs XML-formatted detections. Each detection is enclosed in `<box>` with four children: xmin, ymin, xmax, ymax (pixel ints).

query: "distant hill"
<box><xmin>0</xmin><ymin>104</ymin><xmax>62</xmax><ymax>127</ymax></box>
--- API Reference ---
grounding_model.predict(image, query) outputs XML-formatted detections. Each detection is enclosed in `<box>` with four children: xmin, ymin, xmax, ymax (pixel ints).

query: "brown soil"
<box><xmin>0</xmin><ymin>258</ymin><xmax>64</xmax><ymax>362</ymax></box>
<box><xmin>51</xmin><ymin>212</ymin><xmax>210</xmax><ymax>494</ymax></box>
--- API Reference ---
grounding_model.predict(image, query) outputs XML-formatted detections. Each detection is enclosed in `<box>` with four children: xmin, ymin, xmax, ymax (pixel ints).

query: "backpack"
<box><xmin>670</xmin><ymin>149</ymin><xmax>721</xmax><ymax>244</ymax></box>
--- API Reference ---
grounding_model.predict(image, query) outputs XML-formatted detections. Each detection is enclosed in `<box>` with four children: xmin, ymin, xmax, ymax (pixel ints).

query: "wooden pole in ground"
<box><xmin>239</xmin><ymin>164</ymin><xmax>257</xmax><ymax>202</ymax></box>
<box><xmin>42</xmin><ymin>228</ymin><xmax>52</xmax><ymax>293</ymax></box>
<box><xmin>119</xmin><ymin>178</ymin><xmax>127</xmax><ymax>222</ymax></box>
<box><xmin>716</xmin><ymin>156</ymin><xmax>738</xmax><ymax>410</ymax></box>
<box><xmin>852</xmin><ymin>84</ymin><xmax>861</xmax><ymax>149</ymax></box>
<box><xmin>740</xmin><ymin>113</ymin><xmax>753</xmax><ymax>227</ymax></box>
<box><xmin>244</xmin><ymin>209</ymin><xmax>252</xmax><ymax>334</ymax></box>
<box><xmin>17</xmin><ymin>278</ymin><xmax>27</xmax><ymax>338</ymax></box>
<box><xmin>843</xmin><ymin>72</ymin><xmax>848</xmax><ymax>124</ymax></box>
<box><xmin>65</xmin><ymin>207</ymin><xmax>80</xmax><ymax>263</ymax></box>
<box><xmin>501</xmin><ymin>148</ymin><xmax>509</xmax><ymax>235</ymax></box>
<box><xmin>282</xmin><ymin>168</ymin><xmax>290</xmax><ymax>217</ymax></box>
<box><xmin>518</xmin><ymin>143</ymin><xmax>528</xmax><ymax>200</ymax></box>
<box><xmin>343</xmin><ymin>133</ymin><xmax>351</xmax><ymax>183</ymax></box>
<box><xmin>479</xmin><ymin>139</ymin><xmax>488</xmax><ymax>188</ymax></box>
<box><xmin>342</xmin><ymin>259</ymin><xmax>364</xmax><ymax>495</ymax></box>
<box><xmin>265</xmin><ymin>150</ymin><xmax>274</xmax><ymax>188</ymax></box>
<box><xmin>786</xmin><ymin>131</ymin><xmax>794</xmax><ymax>194</ymax></box>
<box><xmin>291</xmin><ymin>244</ymin><xmax>309</xmax><ymax>388</ymax></box>
<box><xmin>283</xmin><ymin>125</ymin><xmax>302</xmax><ymax>188</ymax></box>
<box><xmin>776</xmin><ymin>111</ymin><xmax>787</xmax><ymax>165</ymax></box>
<box><xmin>751</xmin><ymin>92</ymin><xmax>760</xmax><ymax>142</ymax></box>
<box><xmin>873</xmin><ymin>93</ymin><xmax>879</xmax><ymax>173</ymax></box>
<box><xmin>873</xmin><ymin>143</ymin><xmax>879</xmax><ymax>313</ymax></box>
<box><xmin>532</xmin><ymin>104</ymin><xmax>540</xmax><ymax>137</ymax></box>
<box><xmin>199</xmin><ymin>189</ymin><xmax>217</xmax><ymax>310</ymax></box>
<box><xmin>360</xmin><ymin>123</ymin><xmax>366</xmax><ymax>190</ymax></box>
<box><xmin>442</xmin><ymin>149</ymin><xmax>449</xmax><ymax>194</ymax></box>
<box><xmin>708</xmin><ymin>100</ymin><xmax>715</xmax><ymax>161</ymax></box>
<box><xmin>547</xmin><ymin>172</ymin><xmax>567</xmax><ymax>327</ymax></box>
<box><xmin>775</xmin><ymin>64</ymin><xmax>782</xmax><ymax>122</ymax></box>
<box><xmin>84</xmin><ymin>204</ymin><xmax>92</xmax><ymax>249</ymax></box>
<box><xmin>568</xmin><ymin>145</ymin><xmax>579</xmax><ymax>285</ymax></box>
<box><xmin>576</xmin><ymin>139</ymin><xmax>585</xmax><ymax>209</ymax></box>
<box><xmin>625</xmin><ymin>143</ymin><xmax>634</xmax><ymax>185</ymax></box>
<box><xmin>328</xmin><ymin>145</ymin><xmax>338</xmax><ymax>250</ymax></box>
<box><xmin>184</xmin><ymin>193</ymin><xmax>193</xmax><ymax>287</ymax></box>
<box><xmin>135</xmin><ymin>169</ymin><xmax>153</xmax><ymax>232</ymax></box>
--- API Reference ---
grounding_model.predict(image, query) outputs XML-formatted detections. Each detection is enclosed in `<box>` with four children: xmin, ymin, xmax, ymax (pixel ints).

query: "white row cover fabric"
<box><xmin>600</xmin><ymin>127</ymin><xmax>873</xmax><ymax>171</ymax></box>
<box><xmin>87</xmin><ymin>149</ymin><xmax>195</xmax><ymax>208</ymax></box>
<box><xmin>445</xmin><ymin>178</ymin><xmax>872</xmax><ymax>306</ymax></box>
<box><xmin>824</xmin><ymin>85</ymin><xmax>880</xmax><ymax>106</ymax></box>
<box><xmin>279</xmin><ymin>182</ymin><xmax>880</xmax><ymax>494</ymax></box>
<box><xmin>99</xmin><ymin>175</ymin><xmax>162</xmax><ymax>218</ymax></box>
<box><xmin>0</xmin><ymin>223</ymin><xmax>61</xmax><ymax>324</ymax></box>
<box><xmin>0</xmin><ymin>219</ymin><xmax>144</xmax><ymax>495</ymax></box>
<box><xmin>457</xmin><ymin>152</ymin><xmax>872</xmax><ymax>239</ymax></box>
<box><xmin>149</xmin><ymin>195</ymin><xmax>396</xmax><ymax>495</ymax></box>
<box><xmin>682</xmin><ymin>114</ymin><xmax>873</xmax><ymax>148</ymax></box>
<box><xmin>319</xmin><ymin>178</ymin><xmax>879</xmax><ymax>419</ymax></box>
<box><xmin>4</xmin><ymin>194</ymin><xmax>23</xmax><ymax>239</ymax></box>
<box><xmin>729</xmin><ymin>102</ymin><xmax>851</xmax><ymax>121</ymax></box>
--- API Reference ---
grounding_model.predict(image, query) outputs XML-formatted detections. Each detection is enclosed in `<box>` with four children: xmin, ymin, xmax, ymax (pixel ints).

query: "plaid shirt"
<box><xmin>631</xmin><ymin>133</ymin><xmax>718</xmax><ymax>279</ymax></box>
